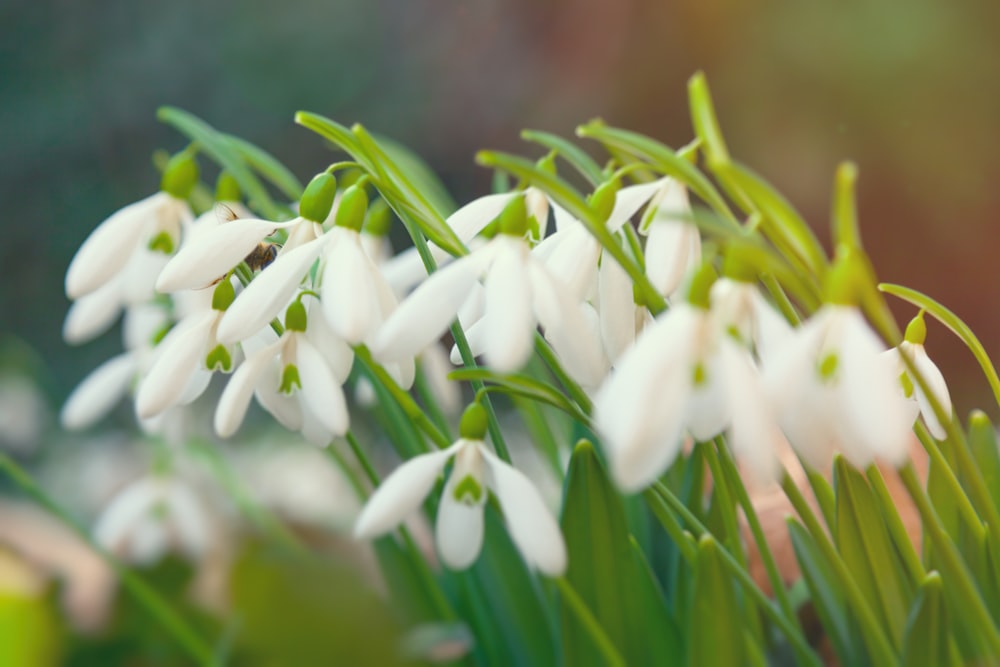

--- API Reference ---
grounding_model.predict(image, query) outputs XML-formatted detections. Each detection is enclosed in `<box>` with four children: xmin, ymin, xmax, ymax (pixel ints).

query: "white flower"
<box><xmin>66</xmin><ymin>192</ymin><xmax>193</xmax><ymax>300</ymax></box>
<box><xmin>709</xmin><ymin>277</ymin><xmax>793</xmax><ymax>365</ymax></box>
<box><xmin>372</xmin><ymin>229</ymin><xmax>605</xmax><ymax>386</ymax></box>
<box><xmin>214</xmin><ymin>301</ymin><xmax>351</xmax><ymax>446</ymax></box>
<box><xmin>640</xmin><ymin>178</ymin><xmax>701</xmax><ymax>299</ymax></box>
<box><xmin>595</xmin><ymin>298</ymin><xmax>784</xmax><ymax>491</ymax></box>
<box><xmin>94</xmin><ymin>475</ymin><xmax>211</xmax><ymax>565</ymax></box>
<box><xmin>764</xmin><ymin>305</ymin><xmax>913</xmax><ymax>469</ymax></box>
<box><xmin>354</xmin><ymin>405</ymin><xmax>566</xmax><ymax>575</ymax></box>
<box><xmin>887</xmin><ymin>339</ymin><xmax>952</xmax><ymax>440</ymax></box>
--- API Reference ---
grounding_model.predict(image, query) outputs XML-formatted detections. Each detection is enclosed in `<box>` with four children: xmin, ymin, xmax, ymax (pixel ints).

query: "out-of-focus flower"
<box><xmin>354</xmin><ymin>404</ymin><xmax>566</xmax><ymax>575</ymax></box>
<box><xmin>886</xmin><ymin>312</ymin><xmax>953</xmax><ymax>440</ymax></box>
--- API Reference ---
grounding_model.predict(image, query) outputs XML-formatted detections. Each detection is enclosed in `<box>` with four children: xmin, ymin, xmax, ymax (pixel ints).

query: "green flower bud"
<box><xmin>211</xmin><ymin>279</ymin><xmax>236</xmax><ymax>311</ymax></box>
<box><xmin>363</xmin><ymin>198</ymin><xmax>393</xmax><ymax>237</ymax></box>
<box><xmin>335</xmin><ymin>184</ymin><xmax>369</xmax><ymax>232</ymax></box>
<box><xmin>686</xmin><ymin>263</ymin><xmax>717</xmax><ymax>310</ymax></box>
<box><xmin>160</xmin><ymin>152</ymin><xmax>199</xmax><ymax>199</ymax></box>
<box><xmin>299</xmin><ymin>173</ymin><xmax>338</xmax><ymax>223</ymax></box>
<box><xmin>215</xmin><ymin>171</ymin><xmax>242</xmax><ymax>202</ymax></box>
<box><xmin>904</xmin><ymin>311</ymin><xmax>927</xmax><ymax>345</ymax></box>
<box><xmin>498</xmin><ymin>194</ymin><xmax>528</xmax><ymax>237</ymax></box>
<box><xmin>459</xmin><ymin>403</ymin><xmax>488</xmax><ymax>440</ymax></box>
<box><xmin>285</xmin><ymin>301</ymin><xmax>308</xmax><ymax>332</ymax></box>
<box><xmin>589</xmin><ymin>180</ymin><xmax>620</xmax><ymax>223</ymax></box>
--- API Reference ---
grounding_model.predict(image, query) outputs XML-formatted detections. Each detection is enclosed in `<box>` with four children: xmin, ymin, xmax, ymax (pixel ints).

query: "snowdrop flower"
<box><xmin>763</xmin><ymin>259</ymin><xmax>913</xmax><ymax>469</ymax></box>
<box><xmin>595</xmin><ymin>266</ymin><xmax>784</xmax><ymax>491</ymax></box>
<box><xmin>640</xmin><ymin>178</ymin><xmax>701</xmax><ymax>299</ymax></box>
<box><xmin>383</xmin><ymin>187</ymin><xmax>553</xmax><ymax>297</ymax></box>
<box><xmin>134</xmin><ymin>279</ymin><xmax>240</xmax><ymax>419</ymax></box>
<box><xmin>155</xmin><ymin>172</ymin><xmax>338</xmax><ymax>293</ymax></box>
<box><xmin>886</xmin><ymin>312</ymin><xmax>952</xmax><ymax>440</ymax></box>
<box><xmin>95</xmin><ymin>474</ymin><xmax>211</xmax><ymax>565</ymax></box>
<box><xmin>65</xmin><ymin>152</ymin><xmax>198</xmax><ymax>300</ymax></box>
<box><xmin>214</xmin><ymin>299</ymin><xmax>351</xmax><ymax>446</ymax></box>
<box><xmin>372</xmin><ymin>196</ymin><xmax>605</xmax><ymax>386</ymax></box>
<box><xmin>354</xmin><ymin>404</ymin><xmax>566</xmax><ymax>575</ymax></box>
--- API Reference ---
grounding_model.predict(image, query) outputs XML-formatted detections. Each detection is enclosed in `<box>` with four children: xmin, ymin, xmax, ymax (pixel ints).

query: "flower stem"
<box><xmin>0</xmin><ymin>453</ymin><xmax>218</xmax><ymax>667</ymax></box>
<box><xmin>534</xmin><ymin>334</ymin><xmax>593</xmax><ymax>415</ymax></box>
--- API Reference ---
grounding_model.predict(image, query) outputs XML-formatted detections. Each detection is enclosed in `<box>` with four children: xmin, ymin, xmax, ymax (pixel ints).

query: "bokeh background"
<box><xmin>3</xmin><ymin>0</ymin><xmax>1000</xmax><ymax>439</ymax></box>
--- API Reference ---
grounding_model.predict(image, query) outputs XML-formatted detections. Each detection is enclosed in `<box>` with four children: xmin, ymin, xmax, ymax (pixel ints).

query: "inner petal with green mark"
<box><xmin>205</xmin><ymin>344</ymin><xmax>232</xmax><ymax>372</ymax></box>
<box><xmin>899</xmin><ymin>371</ymin><xmax>915</xmax><ymax>399</ymax></box>
<box><xmin>818</xmin><ymin>352</ymin><xmax>839</xmax><ymax>383</ymax></box>
<box><xmin>692</xmin><ymin>362</ymin><xmax>708</xmax><ymax>387</ymax></box>
<box><xmin>147</xmin><ymin>231</ymin><xmax>175</xmax><ymax>255</ymax></box>
<box><xmin>279</xmin><ymin>364</ymin><xmax>301</xmax><ymax>394</ymax></box>
<box><xmin>452</xmin><ymin>474</ymin><xmax>484</xmax><ymax>505</ymax></box>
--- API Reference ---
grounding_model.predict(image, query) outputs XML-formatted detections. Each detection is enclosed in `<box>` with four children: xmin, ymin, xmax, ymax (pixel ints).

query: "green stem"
<box><xmin>534</xmin><ymin>335</ymin><xmax>593</xmax><ymax>415</ymax></box>
<box><xmin>345</xmin><ymin>431</ymin><xmax>379</xmax><ymax>487</ymax></box>
<box><xmin>413</xmin><ymin>363</ymin><xmax>454</xmax><ymax>439</ymax></box>
<box><xmin>555</xmin><ymin>577</ymin><xmax>626</xmax><ymax>667</ymax></box>
<box><xmin>0</xmin><ymin>454</ymin><xmax>217</xmax><ymax>667</ymax></box>
<box><xmin>779</xmin><ymin>473</ymin><xmax>899</xmax><ymax>665</ymax></box>
<box><xmin>356</xmin><ymin>347</ymin><xmax>444</xmax><ymax>451</ymax></box>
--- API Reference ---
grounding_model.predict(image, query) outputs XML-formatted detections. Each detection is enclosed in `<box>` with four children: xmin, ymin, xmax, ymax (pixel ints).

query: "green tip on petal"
<box><xmin>363</xmin><ymin>198</ymin><xmax>393</xmax><ymax>237</ymax></box>
<box><xmin>335</xmin><ymin>184</ymin><xmax>369</xmax><ymax>232</ymax></box>
<box><xmin>215</xmin><ymin>171</ymin><xmax>242</xmax><ymax>202</ymax></box>
<box><xmin>818</xmin><ymin>352</ymin><xmax>839</xmax><ymax>382</ymax></box>
<box><xmin>212</xmin><ymin>279</ymin><xmax>236</xmax><ymax>311</ymax></box>
<box><xmin>721</xmin><ymin>248</ymin><xmax>757</xmax><ymax>283</ymax></box>
<box><xmin>452</xmin><ymin>475</ymin><xmax>484</xmax><ymax>504</ymax></box>
<box><xmin>151</xmin><ymin>322</ymin><xmax>174</xmax><ymax>347</ymax></box>
<box><xmin>824</xmin><ymin>246</ymin><xmax>865</xmax><ymax>306</ymax></box>
<box><xmin>498</xmin><ymin>194</ymin><xmax>528</xmax><ymax>237</ymax></box>
<box><xmin>686</xmin><ymin>263</ymin><xmax>717</xmax><ymax>309</ymax></box>
<box><xmin>206</xmin><ymin>344</ymin><xmax>233</xmax><ymax>372</ymax></box>
<box><xmin>904</xmin><ymin>311</ymin><xmax>927</xmax><ymax>345</ymax></box>
<box><xmin>147</xmin><ymin>231</ymin><xmax>176</xmax><ymax>255</ymax></box>
<box><xmin>160</xmin><ymin>152</ymin><xmax>199</xmax><ymax>199</ymax></box>
<box><xmin>588</xmin><ymin>179</ymin><xmax>620</xmax><ymax>223</ymax></box>
<box><xmin>279</xmin><ymin>365</ymin><xmax>302</xmax><ymax>394</ymax></box>
<box><xmin>459</xmin><ymin>403</ymin><xmax>488</xmax><ymax>440</ymax></box>
<box><xmin>299</xmin><ymin>172</ymin><xmax>338</xmax><ymax>223</ymax></box>
<box><xmin>284</xmin><ymin>301</ymin><xmax>308</xmax><ymax>331</ymax></box>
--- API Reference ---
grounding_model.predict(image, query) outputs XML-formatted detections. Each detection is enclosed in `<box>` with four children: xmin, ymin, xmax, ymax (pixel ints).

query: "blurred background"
<box><xmin>4</xmin><ymin>0</ymin><xmax>1000</xmax><ymax>414</ymax></box>
<box><xmin>3</xmin><ymin>0</ymin><xmax>1000</xmax><ymax>661</ymax></box>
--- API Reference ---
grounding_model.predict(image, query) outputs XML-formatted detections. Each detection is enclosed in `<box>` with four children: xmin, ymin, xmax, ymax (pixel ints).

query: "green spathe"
<box><xmin>459</xmin><ymin>403</ymin><xmax>489</xmax><ymax>440</ymax></box>
<box><xmin>300</xmin><ymin>172</ymin><xmax>338</xmax><ymax>223</ymax></box>
<box><xmin>336</xmin><ymin>185</ymin><xmax>369</xmax><ymax>232</ymax></box>
<box><xmin>904</xmin><ymin>311</ymin><xmax>927</xmax><ymax>345</ymax></box>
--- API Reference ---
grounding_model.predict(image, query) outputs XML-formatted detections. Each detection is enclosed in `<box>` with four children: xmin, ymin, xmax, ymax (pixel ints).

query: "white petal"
<box><xmin>354</xmin><ymin>443</ymin><xmax>460</xmax><ymax>539</ymax></box>
<box><xmin>435</xmin><ymin>473</ymin><xmax>486</xmax><ymax>570</ymax></box>
<box><xmin>214</xmin><ymin>341</ymin><xmax>282</xmax><ymax>437</ymax></box>
<box><xmin>135</xmin><ymin>311</ymin><xmax>216</xmax><ymax>419</ymax></box>
<box><xmin>254</xmin><ymin>360</ymin><xmax>303</xmax><ymax>431</ymax></box>
<box><xmin>420</xmin><ymin>345</ymin><xmax>463</xmax><ymax>415</ymax></box>
<box><xmin>61</xmin><ymin>354</ymin><xmax>137</xmax><ymax>430</ymax></box>
<box><xmin>66</xmin><ymin>192</ymin><xmax>166</xmax><ymax>299</ymax></box>
<box><xmin>685</xmin><ymin>345</ymin><xmax>729</xmax><ymax>441</ymax></box>
<box><xmin>371</xmin><ymin>247</ymin><xmax>496</xmax><ymax>363</ymax></box>
<box><xmin>296</xmin><ymin>336</ymin><xmax>350</xmax><ymax>437</ymax></box>
<box><xmin>483</xmin><ymin>238</ymin><xmax>535</xmax><ymax>373</ymax></box>
<box><xmin>531</xmin><ymin>260</ymin><xmax>607</xmax><ymax>388</ymax></box>
<box><xmin>720</xmin><ymin>339</ymin><xmax>783</xmax><ymax>484</ymax></box>
<box><xmin>450</xmin><ymin>316</ymin><xmax>487</xmax><ymax>365</ymax></box>
<box><xmin>123</xmin><ymin>304</ymin><xmax>170</xmax><ymax>352</ymax></box>
<box><xmin>481</xmin><ymin>447</ymin><xmax>566</xmax><ymax>575</ymax></box>
<box><xmin>321</xmin><ymin>229</ymin><xmax>381</xmax><ymax>344</ymax></box>
<box><xmin>305</xmin><ymin>302</ymin><xmax>354</xmax><ymax>383</ymax></box>
<box><xmin>63</xmin><ymin>279</ymin><xmax>123</xmax><ymax>345</ymax></box>
<box><xmin>156</xmin><ymin>218</ymin><xmax>295</xmax><ymax>293</ymax></box>
<box><xmin>540</xmin><ymin>226</ymin><xmax>601</xmax><ymax>302</ymax></box>
<box><xmin>94</xmin><ymin>477</ymin><xmax>160</xmax><ymax>552</ymax></box>
<box><xmin>164</xmin><ymin>483</ymin><xmax>209</xmax><ymax>560</ymax></box>
<box><xmin>598</xmin><ymin>249</ymin><xmax>635</xmax><ymax>364</ymax></box>
<box><xmin>606</xmin><ymin>178</ymin><xmax>668</xmax><ymax>233</ymax></box>
<box><xmin>121</xmin><ymin>246</ymin><xmax>169</xmax><ymax>304</ymax></box>
<box><xmin>905</xmin><ymin>343</ymin><xmax>952</xmax><ymax>440</ymax></box>
<box><xmin>447</xmin><ymin>192</ymin><xmax>518</xmax><ymax>241</ymax></box>
<box><xmin>217</xmin><ymin>236</ymin><xmax>327</xmax><ymax>344</ymax></box>
<box><xmin>750</xmin><ymin>288</ymin><xmax>794</xmax><ymax>366</ymax></box>
<box><xmin>645</xmin><ymin>219</ymin><xmax>698</xmax><ymax>297</ymax></box>
<box><xmin>837</xmin><ymin>308</ymin><xmax>912</xmax><ymax>466</ymax></box>
<box><xmin>456</xmin><ymin>281</ymin><xmax>486</xmax><ymax>329</ymax></box>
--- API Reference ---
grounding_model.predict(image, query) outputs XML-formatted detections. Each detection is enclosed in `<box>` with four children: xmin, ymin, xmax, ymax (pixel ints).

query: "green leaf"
<box><xmin>902</xmin><ymin>573</ymin><xmax>958</xmax><ymax>667</ymax></box>
<box><xmin>833</xmin><ymin>458</ymin><xmax>914</xmax><ymax>649</ymax></box>
<box><xmin>711</xmin><ymin>160</ymin><xmax>828</xmax><ymax>279</ymax></box>
<box><xmin>967</xmin><ymin>410</ymin><xmax>1000</xmax><ymax>517</ymax></box>
<box><xmin>788</xmin><ymin>519</ymin><xmax>866</xmax><ymax>666</ymax></box>
<box><xmin>223</xmin><ymin>134</ymin><xmax>304</xmax><ymax>201</ymax></box>
<box><xmin>451</xmin><ymin>505</ymin><xmax>558</xmax><ymax>666</ymax></box>
<box><xmin>560</xmin><ymin>441</ymin><xmax>675</xmax><ymax>666</ymax></box>
<box><xmin>832</xmin><ymin>162</ymin><xmax>861</xmax><ymax>250</ymax></box>
<box><xmin>689</xmin><ymin>536</ymin><xmax>745</xmax><ymax>667</ymax></box>
<box><xmin>372</xmin><ymin>537</ymin><xmax>442</xmax><ymax>624</ymax></box>
<box><xmin>686</xmin><ymin>72</ymin><xmax>731</xmax><ymax>165</ymax></box>
<box><xmin>521</xmin><ymin>129</ymin><xmax>605</xmax><ymax>185</ymax></box>
<box><xmin>448</xmin><ymin>368</ymin><xmax>590</xmax><ymax>424</ymax></box>
<box><xmin>157</xmin><ymin>107</ymin><xmax>288</xmax><ymax>221</ymax></box>
<box><xmin>368</xmin><ymin>132</ymin><xmax>457</xmax><ymax>217</ymax></box>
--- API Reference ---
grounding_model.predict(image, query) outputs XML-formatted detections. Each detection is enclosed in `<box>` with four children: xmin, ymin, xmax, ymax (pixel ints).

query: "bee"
<box><xmin>215</xmin><ymin>203</ymin><xmax>281</xmax><ymax>274</ymax></box>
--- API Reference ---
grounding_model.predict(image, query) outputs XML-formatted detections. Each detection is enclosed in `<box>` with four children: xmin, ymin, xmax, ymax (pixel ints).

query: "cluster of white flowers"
<box><xmin>63</xmin><ymin>151</ymin><xmax>953</xmax><ymax>576</ymax></box>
